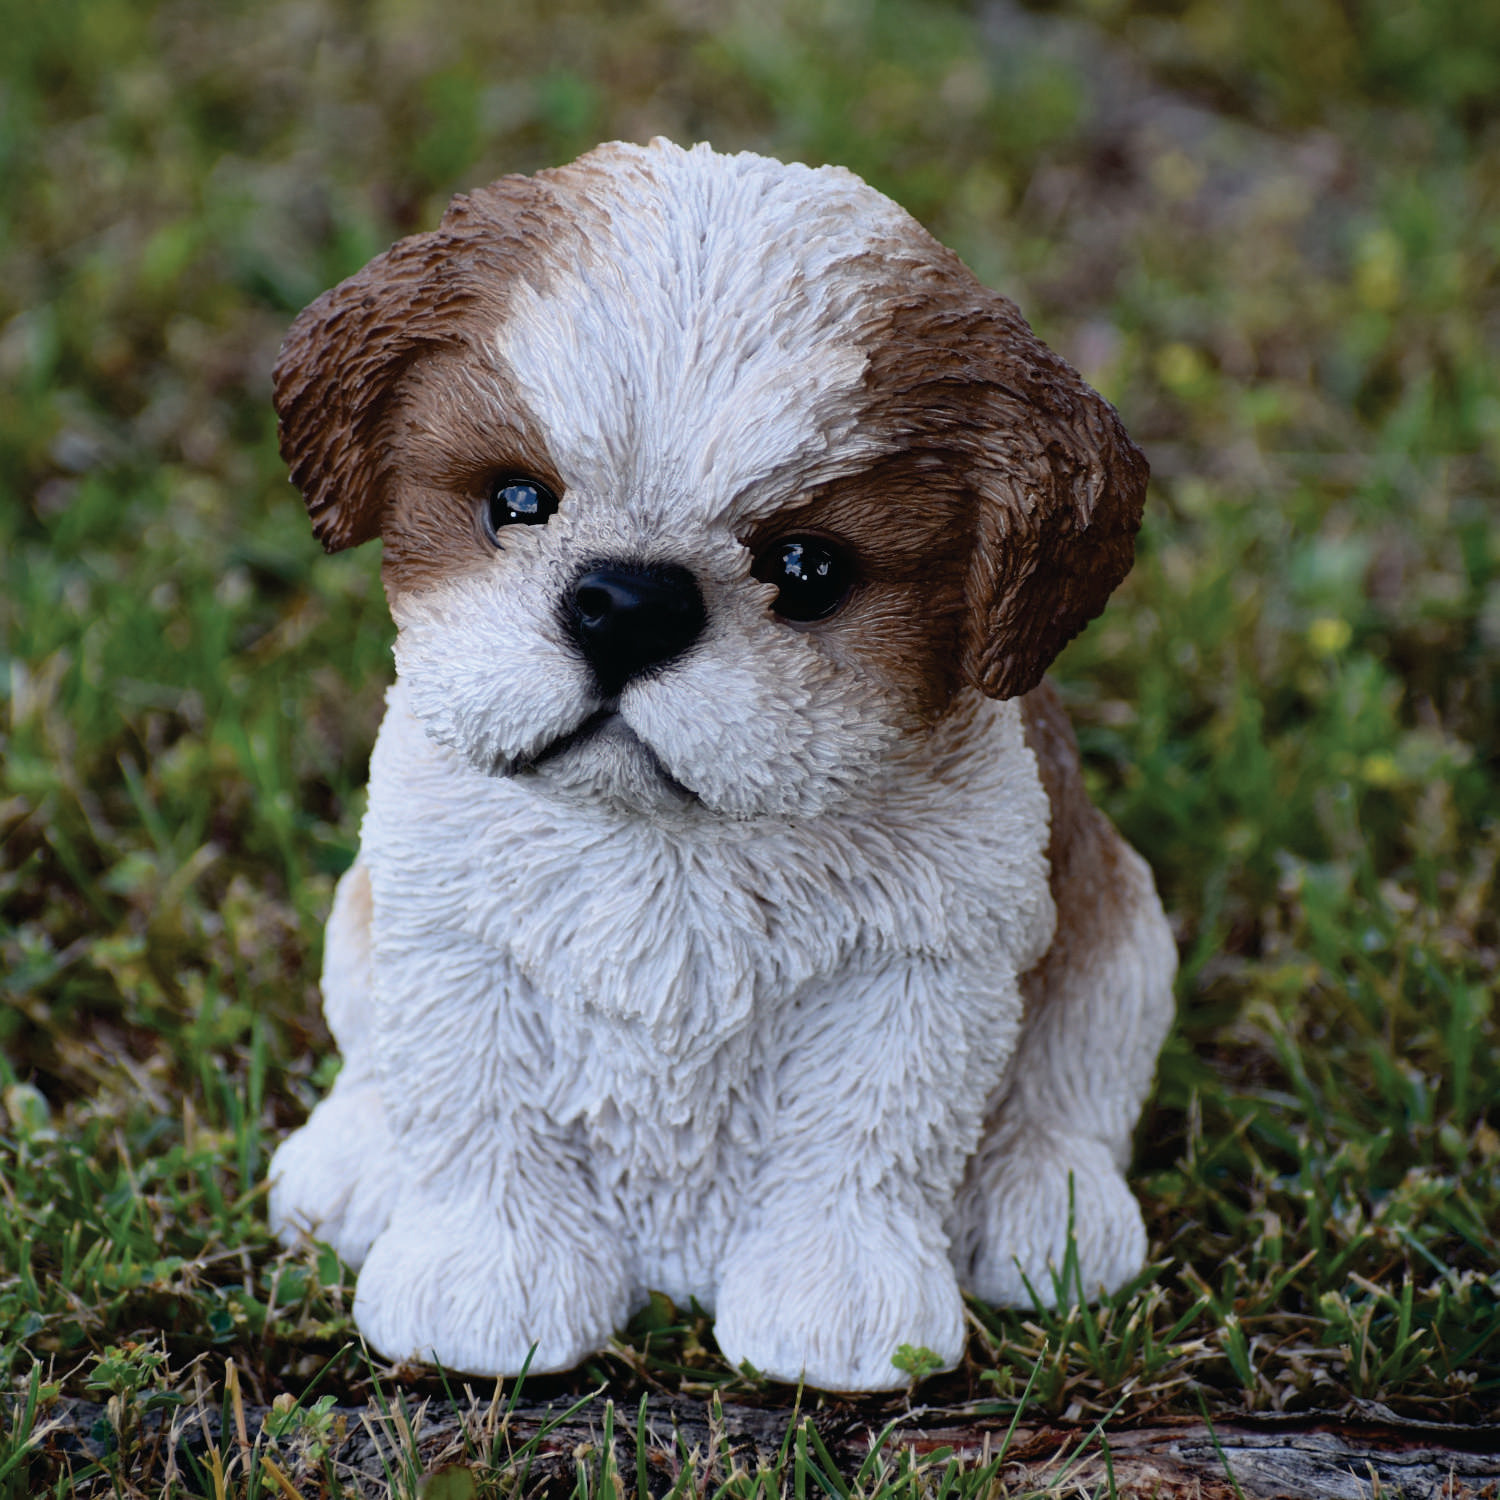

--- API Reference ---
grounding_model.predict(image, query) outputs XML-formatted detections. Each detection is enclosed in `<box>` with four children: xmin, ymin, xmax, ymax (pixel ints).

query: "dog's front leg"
<box><xmin>950</xmin><ymin>800</ymin><xmax>1177</xmax><ymax>1309</ymax></box>
<box><xmin>349</xmin><ymin>936</ymin><xmax>634</xmax><ymax>1376</ymax></box>
<box><xmin>714</xmin><ymin>957</ymin><xmax>1021</xmax><ymax>1390</ymax></box>
<box><xmin>269</xmin><ymin>857</ymin><xmax>399</xmax><ymax>1267</ymax></box>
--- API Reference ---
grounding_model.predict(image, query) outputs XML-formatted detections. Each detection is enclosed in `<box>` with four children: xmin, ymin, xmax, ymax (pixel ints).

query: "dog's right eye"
<box><xmin>483</xmin><ymin>478</ymin><xmax>560</xmax><ymax>540</ymax></box>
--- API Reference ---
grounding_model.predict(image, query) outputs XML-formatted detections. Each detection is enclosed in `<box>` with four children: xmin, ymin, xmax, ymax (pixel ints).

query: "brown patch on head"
<box><xmin>373</xmin><ymin>354</ymin><xmax>562</xmax><ymax>598</ymax></box>
<box><xmin>272</xmin><ymin>174</ymin><xmax>563</xmax><ymax>564</ymax></box>
<box><xmin>845</xmin><ymin>237</ymin><xmax>1148</xmax><ymax>704</ymax></box>
<box><xmin>738</xmin><ymin>234</ymin><xmax>1145</xmax><ymax>723</ymax></box>
<box><xmin>739</xmin><ymin>448</ymin><xmax>973</xmax><ymax>724</ymax></box>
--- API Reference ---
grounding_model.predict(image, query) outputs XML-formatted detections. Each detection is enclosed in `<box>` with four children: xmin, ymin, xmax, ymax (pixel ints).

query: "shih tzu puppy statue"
<box><xmin>267</xmin><ymin>138</ymin><xmax>1176</xmax><ymax>1391</ymax></box>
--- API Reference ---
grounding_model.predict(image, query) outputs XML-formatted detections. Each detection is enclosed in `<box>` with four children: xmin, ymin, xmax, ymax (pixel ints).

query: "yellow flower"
<box><xmin>1308</xmin><ymin>616</ymin><xmax>1352</xmax><ymax>654</ymax></box>
<box><xmin>1155</xmin><ymin>342</ymin><xmax>1205</xmax><ymax>392</ymax></box>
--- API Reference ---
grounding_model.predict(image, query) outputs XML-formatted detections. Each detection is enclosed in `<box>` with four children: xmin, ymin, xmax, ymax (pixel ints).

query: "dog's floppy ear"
<box><xmin>958</xmin><ymin>300</ymin><xmax>1149</xmax><ymax>700</ymax></box>
<box><xmin>273</xmin><ymin>179</ymin><xmax>544</xmax><ymax>551</ymax></box>
<box><xmin>273</xmin><ymin>230</ymin><xmax>466</xmax><ymax>551</ymax></box>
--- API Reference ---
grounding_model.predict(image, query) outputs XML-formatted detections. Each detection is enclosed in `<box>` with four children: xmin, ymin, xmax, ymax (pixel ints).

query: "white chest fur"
<box><xmin>357</xmin><ymin>679</ymin><xmax>1053</xmax><ymax>1301</ymax></box>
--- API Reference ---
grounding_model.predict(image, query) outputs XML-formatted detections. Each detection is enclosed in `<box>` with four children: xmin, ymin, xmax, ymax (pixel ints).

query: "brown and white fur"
<box><xmin>267</xmin><ymin>139</ymin><xmax>1176</xmax><ymax>1391</ymax></box>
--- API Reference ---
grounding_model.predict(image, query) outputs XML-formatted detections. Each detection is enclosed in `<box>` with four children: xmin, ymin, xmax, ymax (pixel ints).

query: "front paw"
<box><xmin>353</xmin><ymin>1201</ymin><xmax>633</xmax><ymax>1376</ymax></box>
<box><xmin>714</xmin><ymin>1198</ymin><xmax>965</xmax><ymax>1391</ymax></box>
<box><xmin>954</xmin><ymin>1129</ymin><xmax>1147</xmax><ymax>1307</ymax></box>
<box><xmin>269</xmin><ymin>1078</ymin><xmax>397</xmax><ymax>1268</ymax></box>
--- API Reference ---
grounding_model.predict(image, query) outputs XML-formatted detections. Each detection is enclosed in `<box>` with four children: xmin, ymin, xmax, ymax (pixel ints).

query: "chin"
<box><xmin>264</xmin><ymin>137</ymin><xmax>1178</xmax><ymax>1391</ymax></box>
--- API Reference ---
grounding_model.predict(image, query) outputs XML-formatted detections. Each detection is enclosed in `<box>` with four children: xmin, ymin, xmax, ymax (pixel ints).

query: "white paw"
<box><xmin>954</xmin><ymin>1129</ymin><xmax>1147</xmax><ymax>1307</ymax></box>
<box><xmin>714</xmin><ymin>1197</ymin><xmax>965</xmax><ymax>1391</ymax></box>
<box><xmin>268</xmin><ymin>1077</ymin><xmax>398</xmax><ymax>1268</ymax></box>
<box><xmin>352</xmin><ymin>1200</ymin><xmax>632</xmax><ymax>1376</ymax></box>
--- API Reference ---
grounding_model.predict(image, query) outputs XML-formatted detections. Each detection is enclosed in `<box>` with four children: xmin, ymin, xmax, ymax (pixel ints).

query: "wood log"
<box><xmin>24</xmin><ymin>1390</ymin><xmax>1500</xmax><ymax>1498</ymax></box>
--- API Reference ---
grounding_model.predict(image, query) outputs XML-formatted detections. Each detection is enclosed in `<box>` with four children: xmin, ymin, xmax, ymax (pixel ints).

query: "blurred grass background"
<box><xmin>1</xmin><ymin>0</ymin><xmax>1498</xmax><ymax>1485</ymax></box>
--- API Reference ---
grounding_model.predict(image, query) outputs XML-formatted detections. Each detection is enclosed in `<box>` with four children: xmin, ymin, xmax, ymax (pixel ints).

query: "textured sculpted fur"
<box><xmin>267</xmin><ymin>139</ymin><xmax>1176</xmax><ymax>1390</ymax></box>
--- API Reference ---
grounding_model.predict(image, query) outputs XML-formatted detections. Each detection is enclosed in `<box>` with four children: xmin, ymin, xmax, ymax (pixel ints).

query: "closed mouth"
<box><xmin>516</xmin><ymin>709</ymin><xmax>696</xmax><ymax>801</ymax></box>
<box><xmin>526</xmin><ymin>707</ymin><xmax>621</xmax><ymax>769</ymax></box>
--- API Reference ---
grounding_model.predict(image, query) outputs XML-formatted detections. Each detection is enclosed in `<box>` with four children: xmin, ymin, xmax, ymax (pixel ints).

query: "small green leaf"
<box><xmin>419</xmin><ymin>1463</ymin><xmax>479</xmax><ymax>1500</ymax></box>
<box><xmin>891</xmin><ymin>1343</ymin><xmax>944</xmax><ymax>1382</ymax></box>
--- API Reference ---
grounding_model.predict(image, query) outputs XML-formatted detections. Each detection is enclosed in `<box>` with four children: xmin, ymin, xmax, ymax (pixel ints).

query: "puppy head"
<box><xmin>275</xmin><ymin>139</ymin><xmax>1147</xmax><ymax>820</ymax></box>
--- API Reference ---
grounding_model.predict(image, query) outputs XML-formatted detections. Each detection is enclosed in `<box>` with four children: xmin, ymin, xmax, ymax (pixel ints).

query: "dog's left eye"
<box><xmin>752</xmin><ymin>535</ymin><xmax>855</xmax><ymax>622</ymax></box>
<box><xmin>483</xmin><ymin>478</ymin><xmax>560</xmax><ymax>539</ymax></box>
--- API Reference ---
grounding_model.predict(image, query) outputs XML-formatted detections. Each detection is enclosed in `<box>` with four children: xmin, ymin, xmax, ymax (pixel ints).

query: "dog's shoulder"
<box><xmin>1018</xmin><ymin>680</ymin><xmax>1091</xmax><ymax>880</ymax></box>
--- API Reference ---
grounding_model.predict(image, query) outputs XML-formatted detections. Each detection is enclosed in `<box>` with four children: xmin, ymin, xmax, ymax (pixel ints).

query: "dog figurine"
<box><xmin>267</xmin><ymin>138</ymin><xmax>1176</xmax><ymax>1391</ymax></box>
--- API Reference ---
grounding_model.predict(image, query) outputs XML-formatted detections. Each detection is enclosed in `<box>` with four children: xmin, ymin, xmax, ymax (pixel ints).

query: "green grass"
<box><xmin>2</xmin><ymin>0</ymin><xmax>1498</xmax><ymax>1492</ymax></box>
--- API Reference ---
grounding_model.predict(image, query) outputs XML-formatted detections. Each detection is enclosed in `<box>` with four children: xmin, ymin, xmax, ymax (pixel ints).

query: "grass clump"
<box><xmin>2</xmin><ymin>0</ymin><xmax>1498</xmax><ymax>1492</ymax></box>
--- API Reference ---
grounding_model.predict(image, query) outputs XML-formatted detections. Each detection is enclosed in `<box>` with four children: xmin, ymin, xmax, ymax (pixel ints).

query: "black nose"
<box><xmin>566</xmin><ymin>561</ymin><xmax>706</xmax><ymax>695</ymax></box>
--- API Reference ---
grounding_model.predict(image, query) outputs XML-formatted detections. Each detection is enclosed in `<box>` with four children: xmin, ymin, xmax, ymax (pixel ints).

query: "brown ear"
<box><xmin>272</xmin><ymin>178</ymin><xmax>548</xmax><ymax>551</ymax></box>
<box><xmin>959</xmin><ymin>304</ymin><xmax>1149</xmax><ymax>700</ymax></box>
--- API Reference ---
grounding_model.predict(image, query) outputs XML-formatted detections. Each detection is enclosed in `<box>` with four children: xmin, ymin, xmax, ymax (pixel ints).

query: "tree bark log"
<box><xmin>27</xmin><ymin>1391</ymin><xmax>1500</xmax><ymax>1498</ymax></box>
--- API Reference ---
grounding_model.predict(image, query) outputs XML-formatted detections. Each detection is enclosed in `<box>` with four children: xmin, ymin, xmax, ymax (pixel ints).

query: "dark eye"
<box><xmin>483</xmin><ymin>477</ymin><xmax>560</xmax><ymax>540</ymax></box>
<box><xmin>751</xmin><ymin>535</ymin><xmax>855</xmax><ymax>622</ymax></box>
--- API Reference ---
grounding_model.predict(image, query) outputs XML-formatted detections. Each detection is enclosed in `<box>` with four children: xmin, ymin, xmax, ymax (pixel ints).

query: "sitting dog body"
<box><xmin>267</xmin><ymin>138</ymin><xmax>1176</xmax><ymax>1391</ymax></box>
